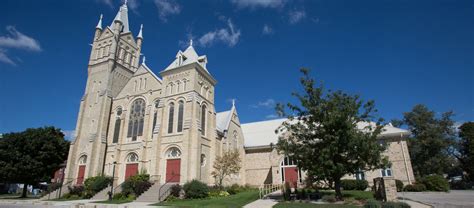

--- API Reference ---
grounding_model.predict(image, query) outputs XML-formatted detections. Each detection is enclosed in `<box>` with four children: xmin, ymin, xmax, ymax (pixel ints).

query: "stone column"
<box><xmin>373</xmin><ymin>177</ymin><xmax>398</xmax><ymax>202</ymax></box>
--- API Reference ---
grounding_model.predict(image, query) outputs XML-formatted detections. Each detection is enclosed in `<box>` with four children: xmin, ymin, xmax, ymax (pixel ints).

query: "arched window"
<box><xmin>233</xmin><ymin>131</ymin><xmax>238</xmax><ymax>150</ymax></box>
<box><xmin>78</xmin><ymin>155</ymin><xmax>87</xmax><ymax>165</ymax></box>
<box><xmin>201</xmin><ymin>105</ymin><xmax>207</xmax><ymax>136</ymax></box>
<box><xmin>151</xmin><ymin>100</ymin><xmax>159</xmax><ymax>136</ymax></box>
<box><xmin>126</xmin><ymin>153</ymin><xmax>139</xmax><ymax>163</ymax></box>
<box><xmin>177</xmin><ymin>101</ymin><xmax>184</xmax><ymax>132</ymax></box>
<box><xmin>127</xmin><ymin>99</ymin><xmax>145</xmax><ymax>141</ymax></box>
<box><xmin>112</xmin><ymin>107</ymin><xmax>122</xmax><ymax>143</ymax></box>
<box><xmin>166</xmin><ymin>147</ymin><xmax>181</xmax><ymax>159</ymax></box>
<box><xmin>168</xmin><ymin>102</ymin><xmax>175</xmax><ymax>134</ymax></box>
<box><xmin>200</xmin><ymin>154</ymin><xmax>206</xmax><ymax>167</ymax></box>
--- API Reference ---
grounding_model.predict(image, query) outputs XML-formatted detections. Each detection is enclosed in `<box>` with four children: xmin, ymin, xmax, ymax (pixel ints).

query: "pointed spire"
<box><xmin>190</xmin><ymin>39</ymin><xmax>193</xmax><ymax>47</ymax></box>
<box><xmin>111</xmin><ymin>1</ymin><xmax>130</xmax><ymax>32</ymax></box>
<box><xmin>142</xmin><ymin>56</ymin><xmax>146</xmax><ymax>65</ymax></box>
<box><xmin>232</xmin><ymin>99</ymin><xmax>236</xmax><ymax>108</ymax></box>
<box><xmin>137</xmin><ymin>24</ymin><xmax>143</xmax><ymax>39</ymax></box>
<box><xmin>96</xmin><ymin>14</ymin><xmax>103</xmax><ymax>30</ymax></box>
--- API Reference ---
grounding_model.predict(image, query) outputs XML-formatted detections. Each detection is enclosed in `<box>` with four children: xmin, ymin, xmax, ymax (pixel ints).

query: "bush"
<box><xmin>382</xmin><ymin>202</ymin><xmax>410</xmax><ymax>208</ymax></box>
<box><xmin>364</xmin><ymin>199</ymin><xmax>381</xmax><ymax>208</ymax></box>
<box><xmin>450</xmin><ymin>180</ymin><xmax>473</xmax><ymax>190</ymax></box>
<box><xmin>322</xmin><ymin>195</ymin><xmax>336</xmax><ymax>203</ymax></box>
<box><xmin>419</xmin><ymin>175</ymin><xmax>449</xmax><ymax>192</ymax></box>
<box><xmin>170</xmin><ymin>184</ymin><xmax>182</xmax><ymax>197</ymax></box>
<box><xmin>84</xmin><ymin>175</ymin><xmax>112</xmax><ymax>198</ymax></box>
<box><xmin>364</xmin><ymin>200</ymin><xmax>410</xmax><ymax>208</ymax></box>
<box><xmin>121</xmin><ymin>173</ymin><xmax>152</xmax><ymax>197</ymax></box>
<box><xmin>395</xmin><ymin>180</ymin><xmax>404</xmax><ymax>192</ymax></box>
<box><xmin>183</xmin><ymin>179</ymin><xmax>209</xmax><ymax>199</ymax></box>
<box><xmin>67</xmin><ymin>185</ymin><xmax>84</xmax><ymax>197</ymax></box>
<box><xmin>282</xmin><ymin>181</ymin><xmax>291</xmax><ymax>201</ymax></box>
<box><xmin>403</xmin><ymin>183</ymin><xmax>426</xmax><ymax>192</ymax></box>
<box><xmin>341</xmin><ymin>179</ymin><xmax>368</xmax><ymax>190</ymax></box>
<box><xmin>227</xmin><ymin>184</ymin><xmax>241</xmax><ymax>195</ymax></box>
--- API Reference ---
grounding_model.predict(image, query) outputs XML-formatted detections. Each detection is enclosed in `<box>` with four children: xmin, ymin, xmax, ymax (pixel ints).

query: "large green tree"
<box><xmin>393</xmin><ymin>104</ymin><xmax>456</xmax><ymax>177</ymax></box>
<box><xmin>456</xmin><ymin>122</ymin><xmax>474</xmax><ymax>182</ymax></box>
<box><xmin>276</xmin><ymin>68</ymin><xmax>388</xmax><ymax>200</ymax></box>
<box><xmin>0</xmin><ymin>127</ymin><xmax>69</xmax><ymax>198</ymax></box>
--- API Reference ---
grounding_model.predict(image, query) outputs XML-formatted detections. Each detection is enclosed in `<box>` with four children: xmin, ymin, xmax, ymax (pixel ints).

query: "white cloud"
<box><xmin>262</xmin><ymin>24</ymin><xmax>274</xmax><ymax>35</ymax></box>
<box><xmin>289</xmin><ymin>9</ymin><xmax>306</xmax><ymax>24</ymax></box>
<box><xmin>198</xmin><ymin>18</ymin><xmax>241</xmax><ymax>47</ymax></box>
<box><xmin>154</xmin><ymin>0</ymin><xmax>181</xmax><ymax>22</ymax></box>
<box><xmin>127</xmin><ymin>0</ymin><xmax>140</xmax><ymax>11</ymax></box>
<box><xmin>251</xmin><ymin>99</ymin><xmax>276</xmax><ymax>108</ymax></box>
<box><xmin>0</xmin><ymin>26</ymin><xmax>41</xmax><ymax>66</ymax></box>
<box><xmin>231</xmin><ymin>0</ymin><xmax>285</xmax><ymax>9</ymax></box>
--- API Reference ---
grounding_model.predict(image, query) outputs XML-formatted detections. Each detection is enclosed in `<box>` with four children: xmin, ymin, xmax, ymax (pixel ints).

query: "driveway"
<box><xmin>399</xmin><ymin>190</ymin><xmax>474</xmax><ymax>208</ymax></box>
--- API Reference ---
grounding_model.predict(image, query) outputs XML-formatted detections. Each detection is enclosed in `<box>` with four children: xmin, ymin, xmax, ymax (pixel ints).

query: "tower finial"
<box><xmin>124</xmin><ymin>0</ymin><xmax>128</xmax><ymax>6</ymax></box>
<box><xmin>232</xmin><ymin>99</ymin><xmax>235</xmax><ymax>107</ymax></box>
<box><xmin>96</xmin><ymin>14</ymin><xmax>103</xmax><ymax>30</ymax></box>
<box><xmin>190</xmin><ymin>39</ymin><xmax>193</xmax><ymax>47</ymax></box>
<box><xmin>137</xmin><ymin>24</ymin><xmax>143</xmax><ymax>39</ymax></box>
<box><xmin>142</xmin><ymin>56</ymin><xmax>146</xmax><ymax>65</ymax></box>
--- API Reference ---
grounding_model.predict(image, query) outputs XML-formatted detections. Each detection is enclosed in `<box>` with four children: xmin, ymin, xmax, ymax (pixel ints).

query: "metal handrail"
<box><xmin>158</xmin><ymin>173</ymin><xmax>180</xmax><ymax>202</ymax></box>
<box><xmin>259</xmin><ymin>184</ymin><xmax>282</xmax><ymax>199</ymax></box>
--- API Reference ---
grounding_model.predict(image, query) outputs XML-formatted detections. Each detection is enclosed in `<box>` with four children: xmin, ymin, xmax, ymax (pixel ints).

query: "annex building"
<box><xmin>63</xmin><ymin>2</ymin><xmax>415</xmax><ymax>191</ymax></box>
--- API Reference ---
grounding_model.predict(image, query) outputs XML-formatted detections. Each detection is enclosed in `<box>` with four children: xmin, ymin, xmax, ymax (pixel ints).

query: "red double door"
<box><xmin>77</xmin><ymin>165</ymin><xmax>86</xmax><ymax>185</ymax></box>
<box><xmin>166</xmin><ymin>159</ymin><xmax>181</xmax><ymax>183</ymax></box>
<box><xmin>125</xmin><ymin>163</ymin><xmax>139</xmax><ymax>180</ymax></box>
<box><xmin>284</xmin><ymin>167</ymin><xmax>298</xmax><ymax>188</ymax></box>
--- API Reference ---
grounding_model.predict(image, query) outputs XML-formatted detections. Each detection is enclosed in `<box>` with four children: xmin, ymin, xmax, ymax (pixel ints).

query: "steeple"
<box><xmin>111</xmin><ymin>1</ymin><xmax>130</xmax><ymax>33</ymax></box>
<box><xmin>96</xmin><ymin>14</ymin><xmax>103</xmax><ymax>30</ymax></box>
<box><xmin>137</xmin><ymin>24</ymin><xmax>143</xmax><ymax>39</ymax></box>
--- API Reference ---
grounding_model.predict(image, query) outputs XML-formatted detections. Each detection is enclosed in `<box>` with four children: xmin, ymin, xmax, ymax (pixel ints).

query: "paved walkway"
<box><xmin>399</xmin><ymin>191</ymin><xmax>474</xmax><ymax>208</ymax></box>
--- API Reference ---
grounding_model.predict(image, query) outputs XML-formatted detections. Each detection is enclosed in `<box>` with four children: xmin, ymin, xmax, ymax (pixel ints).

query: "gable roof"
<box><xmin>110</xmin><ymin>2</ymin><xmax>130</xmax><ymax>33</ymax></box>
<box><xmin>164</xmin><ymin>45</ymin><xmax>208</xmax><ymax>72</ymax></box>
<box><xmin>216</xmin><ymin>104</ymin><xmax>237</xmax><ymax>133</ymax></box>
<box><xmin>241</xmin><ymin>118</ymin><xmax>410</xmax><ymax>147</ymax></box>
<box><xmin>134</xmin><ymin>63</ymin><xmax>162</xmax><ymax>83</ymax></box>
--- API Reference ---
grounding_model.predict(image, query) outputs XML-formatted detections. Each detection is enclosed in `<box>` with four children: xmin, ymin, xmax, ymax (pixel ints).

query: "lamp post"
<box><xmin>108</xmin><ymin>161</ymin><xmax>117</xmax><ymax>200</ymax></box>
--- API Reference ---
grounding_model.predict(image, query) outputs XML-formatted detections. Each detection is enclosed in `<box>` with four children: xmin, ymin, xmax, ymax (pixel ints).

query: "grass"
<box><xmin>93</xmin><ymin>198</ymin><xmax>134</xmax><ymax>204</ymax></box>
<box><xmin>275</xmin><ymin>202</ymin><xmax>359</xmax><ymax>208</ymax></box>
<box><xmin>154</xmin><ymin>190</ymin><xmax>259</xmax><ymax>208</ymax></box>
<box><xmin>319</xmin><ymin>190</ymin><xmax>373</xmax><ymax>200</ymax></box>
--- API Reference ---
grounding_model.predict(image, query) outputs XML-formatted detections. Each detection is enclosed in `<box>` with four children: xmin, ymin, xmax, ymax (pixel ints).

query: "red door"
<box><xmin>77</xmin><ymin>165</ymin><xmax>86</xmax><ymax>185</ymax></box>
<box><xmin>125</xmin><ymin>163</ymin><xmax>139</xmax><ymax>180</ymax></box>
<box><xmin>166</xmin><ymin>159</ymin><xmax>181</xmax><ymax>183</ymax></box>
<box><xmin>284</xmin><ymin>167</ymin><xmax>298</xmax><ymax>188</ymax></box>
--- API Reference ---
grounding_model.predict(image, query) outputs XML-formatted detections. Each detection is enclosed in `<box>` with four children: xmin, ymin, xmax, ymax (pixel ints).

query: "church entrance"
<box><xmin>165</xmin><ymin>147</ymin><xmax>182</xmax><ymax>183</ymax></box>
<box><xmin>125</xmin><ymin>153</ymin><xmax>139</xmax><ymax>180</ymax></box>
<box><xmin>77</xmin><ymin>165</ymin><xmax>85</xmax><ymax>185</ymax></box>
<box><xmin>280</xmin><ymin>157</ymin><xmax>300</xmax><ymax>188</ymax></box>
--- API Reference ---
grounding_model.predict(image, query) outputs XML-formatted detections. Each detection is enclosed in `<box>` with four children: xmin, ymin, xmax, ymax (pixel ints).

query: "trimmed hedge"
<box><xmin>341</xmin><ymin>179</ymin><xmax>368</xmax><ymax>190</ymax></box>
<box><xmin>403</xmin><ymin>183</ymin><xmax>426</xmax><ymax>192</ymax></box>
<box><xmin>183</xmin><ymin>179</ymin><xmax>209</xmax><ymax>199</ymax></box>
<box><xmin>419</xmin><ymin>175</ymin><xmax>449</xmax><ymax>192</ymax></box>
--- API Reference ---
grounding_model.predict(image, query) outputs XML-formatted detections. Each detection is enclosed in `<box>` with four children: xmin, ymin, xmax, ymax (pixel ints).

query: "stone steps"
<box><xmin>40</xmin><ymin>183</ymin><xmax>71</xmax><ymax>200</ymax></box>
<box><xmin>135</xmin><ymin>183</ymin><xmax>175</xmax><ymax>203</ymax></box>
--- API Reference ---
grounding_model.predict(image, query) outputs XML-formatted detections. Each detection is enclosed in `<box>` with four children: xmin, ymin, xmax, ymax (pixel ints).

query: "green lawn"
<box><xmin>275</xmin><ymin>202</ymin><xmax>358</xmax><ymax>208</ymax></box>
<box><xmin>93</xmin><ymin>198</ymin><xmax>134</xmax><ymax>204</ymax></box>
<box><xmin>318</xmin><ymin>190</ymin><xmax>373</xmax><ymax>200</ymax></box>
<box><xmin>154</xmin><ymin>190</ymin><xmax>259</xmax><ymax>208</ymax></box>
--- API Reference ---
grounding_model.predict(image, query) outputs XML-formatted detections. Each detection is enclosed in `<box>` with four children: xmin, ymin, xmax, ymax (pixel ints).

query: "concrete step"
<box><xmin>135</xmin><ymin>183</ymin><xmax>176</xmax><ymax>203</ymax></box>
<box><xmin>40</xmin><ymin>184</ymin><xmax>71</xmax><ymax>200</ymax></box>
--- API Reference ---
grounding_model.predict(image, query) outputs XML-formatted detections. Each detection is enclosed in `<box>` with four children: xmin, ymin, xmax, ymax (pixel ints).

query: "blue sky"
<box><xmin>0</xmin><ymin>0</ymin><xmax>473</xmax><ymax>138</ymax></box>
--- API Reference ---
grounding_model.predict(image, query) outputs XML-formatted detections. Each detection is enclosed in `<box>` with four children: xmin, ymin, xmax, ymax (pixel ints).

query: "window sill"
<box><xmin>163</xmin><ymin>133</ymin><xmax>184</xmax><ymax>137</ymax></box>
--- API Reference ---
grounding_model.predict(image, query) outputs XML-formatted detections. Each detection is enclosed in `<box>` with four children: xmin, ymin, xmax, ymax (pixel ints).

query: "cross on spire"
<box><xmin>189</xmin><ymin>39</ymin><xmax>193</xmax><ymax>47</ymax></box>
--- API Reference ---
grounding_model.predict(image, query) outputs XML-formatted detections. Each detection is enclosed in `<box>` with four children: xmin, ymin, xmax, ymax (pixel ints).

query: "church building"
<box><xmin>63</xmin><ymin>2</ymin><xmax>415</xmax><ymax>191</ymax></box>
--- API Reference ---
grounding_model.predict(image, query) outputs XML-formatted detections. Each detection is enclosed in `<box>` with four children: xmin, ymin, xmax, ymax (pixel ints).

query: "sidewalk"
<box><xmin>244</xmin><ymin>190</ymin><xmax>281</xmax><ymax>208</ymax></box>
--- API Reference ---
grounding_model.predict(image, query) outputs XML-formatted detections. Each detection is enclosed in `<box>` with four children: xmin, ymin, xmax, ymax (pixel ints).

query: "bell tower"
<box><xmin>64</xmin><ymin>1</ymin><xmax>145</xmax><ymax>184</ymax></box>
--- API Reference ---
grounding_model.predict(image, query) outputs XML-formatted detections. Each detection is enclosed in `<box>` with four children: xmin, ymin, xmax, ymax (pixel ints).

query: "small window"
<box><xmin>201</xmin><ymin>105</ymin><xmax>207</xmax><ymax>136</ymax></box>
<box><xmin>381</xmin><ymin>168</ymin><xmax>392</xmax><ymax>177</ymax></box>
